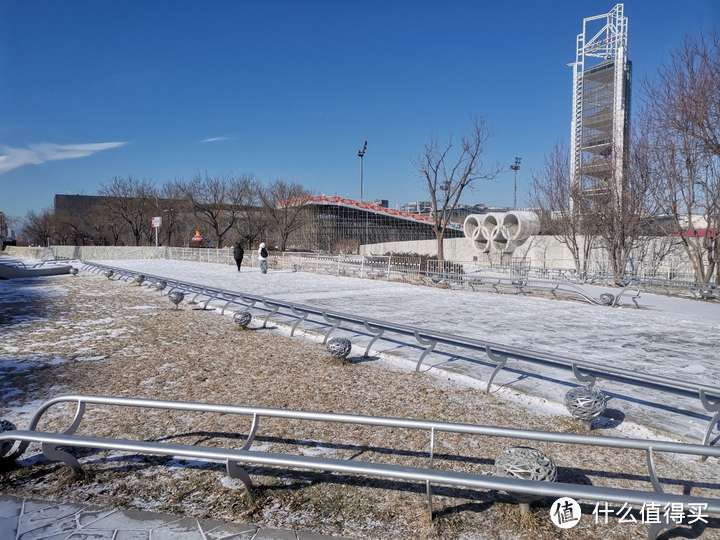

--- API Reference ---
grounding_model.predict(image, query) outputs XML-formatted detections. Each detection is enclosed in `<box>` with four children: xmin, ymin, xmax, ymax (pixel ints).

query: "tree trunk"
<box><xmin>436</xmin><ymin>230</ymin><xmax>445</xmax><ymax>261</ymax></box>
<box><xmin>610</xmin><ymin>245</ymin><xmax>628</xmax><ymax>285</ymax></box>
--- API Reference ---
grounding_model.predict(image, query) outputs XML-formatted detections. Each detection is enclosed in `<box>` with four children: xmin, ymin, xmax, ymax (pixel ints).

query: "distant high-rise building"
<box><xmin>569</xmin><ymin>3</ymin><xmax>631</xmax><ymax>205</ymax></box>
<box><xmin>0</xmin><ymin>212</ymin><xmax>7</xmax><ymax>239</ymax></box>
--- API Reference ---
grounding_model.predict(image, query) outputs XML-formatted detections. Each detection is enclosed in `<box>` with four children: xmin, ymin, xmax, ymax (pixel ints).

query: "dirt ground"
<box><xmin>1</xmin><ymin>271</ymin><xmax>719</xmax><ymax>539</ymax></box>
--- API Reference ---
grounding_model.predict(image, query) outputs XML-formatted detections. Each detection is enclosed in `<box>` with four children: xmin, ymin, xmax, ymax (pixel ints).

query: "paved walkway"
<box><xmin>0</xmin><ymin>495</ymin><xmax>340</xmax><ymax>540</ymax></box>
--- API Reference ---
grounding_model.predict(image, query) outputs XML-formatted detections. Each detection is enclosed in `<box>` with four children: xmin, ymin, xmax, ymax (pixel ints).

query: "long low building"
<box><xmin>293</xmin><ymin>195</ymin><xmax>464</xmax><ymax>252</ymax></box>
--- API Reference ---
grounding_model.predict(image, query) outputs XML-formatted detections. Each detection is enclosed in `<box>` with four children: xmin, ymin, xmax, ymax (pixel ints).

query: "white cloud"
<box><xmin>0</xmin><ymin>141</ymin><xmax>127</xmax><ymax>174</ymax></box>
<box><xmin>200</xmin><ymin>136</ymin><xmax>230</xmax><ymax>143</ymax></box>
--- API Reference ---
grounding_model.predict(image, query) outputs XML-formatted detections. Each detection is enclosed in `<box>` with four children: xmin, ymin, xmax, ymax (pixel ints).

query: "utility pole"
<box><xmin>510</xmin><ymin>156</ymin><xmax>522</xmax><ymax>209</ymax></box>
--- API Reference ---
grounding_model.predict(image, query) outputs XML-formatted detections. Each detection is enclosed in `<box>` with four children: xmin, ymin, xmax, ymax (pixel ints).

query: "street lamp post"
<box><xmin>510</xmin><ymin>156</ymin><xmax>522</xmax><ymax>209</ymax></box>
<box><xmin>357</xmin><ymin>141</ymin><xmax>367</xmax><ymax>201</ymax></box>
<box><xmin>357</xmin><ymin>141</ymin><xmax>368</xmax><ymax>245</ymax></box>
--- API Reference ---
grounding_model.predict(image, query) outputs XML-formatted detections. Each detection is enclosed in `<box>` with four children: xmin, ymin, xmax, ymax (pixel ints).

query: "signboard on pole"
<box><xmin>151</xmin><ymin>217</ymin><xmax>162</xmax><ymax>247</ymax></box>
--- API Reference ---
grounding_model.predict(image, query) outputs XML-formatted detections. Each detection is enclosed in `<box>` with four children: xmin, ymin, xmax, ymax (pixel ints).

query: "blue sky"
<box><xmin>0</xmin><ymin>1</ymin><xmax>717</xmax><ymax>217</ymax></box>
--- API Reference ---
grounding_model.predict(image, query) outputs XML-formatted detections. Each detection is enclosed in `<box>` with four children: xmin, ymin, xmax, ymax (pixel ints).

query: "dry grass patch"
<box><xmin>0</xmin><ymin>273</ymin><xmax>718</xmax><ymax>538</ymax></box>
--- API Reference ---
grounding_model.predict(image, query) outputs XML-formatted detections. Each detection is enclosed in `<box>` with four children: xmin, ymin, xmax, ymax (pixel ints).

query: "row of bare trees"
<box><xmin>22</xmin><ymin>177</ymin><xmax>312</xmax><ymax>251</ymax></box>
<box><xmin>530</xmin><ymin>34</ymin><xmax>719</xmax><ymax>284</ymax></box>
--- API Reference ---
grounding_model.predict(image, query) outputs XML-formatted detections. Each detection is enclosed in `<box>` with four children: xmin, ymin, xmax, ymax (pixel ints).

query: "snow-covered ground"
<box><xmin>97</xmin><ymin>258</ymin><xmax>720</xmax><ymax>443</ymax></box>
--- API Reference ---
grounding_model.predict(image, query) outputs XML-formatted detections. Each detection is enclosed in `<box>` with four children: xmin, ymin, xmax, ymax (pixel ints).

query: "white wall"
<box><xmin>359</xmin><ymin>236</ymin><xmax>580</xmax><ymax>267</ymax></box>
<box><xmin>360</xmin><ymin>235</ymin><xmax>696</xmax><ymax>276</ymax></box>
<box><xmin>6</xmin><ymin>237</ymin><xmax>697</xmax><ymax>279</ymax></box>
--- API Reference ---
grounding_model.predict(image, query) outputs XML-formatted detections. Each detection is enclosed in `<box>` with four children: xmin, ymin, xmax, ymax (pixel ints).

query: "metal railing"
<box><xmin>2</xmin><ymin>394</ymin><xmax>720</xmax><ymax>537</ymax></box>
<box><xmin>80</xmin><ymin>262</ymin><xmax>720</xmax><ymax>451</ymax></box>
<box><xmin>65</xmin><ymin>246</ymin><xmax>640</xmax><ymax>307</ymax></box>
<box><xmin>0</xmin><ymin>257</ymin><xmax>70</xmax><ymax>269</ymax></box>
<box><xmin>10</xmin><ymin>244</ymin><xmax>716</xmax><ymax>294</ymax></box>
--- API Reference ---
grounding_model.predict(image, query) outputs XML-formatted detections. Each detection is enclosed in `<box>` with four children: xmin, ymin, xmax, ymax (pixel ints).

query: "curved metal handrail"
<box><xmin>4</xmin><ymin>393</ymin><xmax>720</xmax><ymax>531</ymax></box>
<box><xmin>3</xmin><ymin>429</ymin><xmax>719</xmax><ymax>518</ymax></box>
<box><xmin>10</xmin><ymin>394</ymin><xmax>720</xmax><ymax>458</ymax></box>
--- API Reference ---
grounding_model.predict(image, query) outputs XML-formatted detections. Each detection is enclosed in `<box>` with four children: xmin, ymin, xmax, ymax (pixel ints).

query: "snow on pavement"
<box><xmin>99</xmin><ymin>259</ymin><xmax>720</xmax><ymax>443</ymax></box>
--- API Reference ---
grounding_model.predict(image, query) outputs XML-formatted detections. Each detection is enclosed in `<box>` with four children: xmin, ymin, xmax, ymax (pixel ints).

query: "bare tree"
<box><xmin>646</xmin><ymin>34</ymin><xmax>720</xmax><ymax>283</ymax></box>
<box><xmin>156</xmin><ymin>181</ymin><xmax>189</xmax><ymax>247</ymax></box>
<box><xmin>81</xmin><ymin>205</ymin><xmax>128</xmax><ymax>246</ymax></box>
<box><xmin>233</xmin><ymin>178</ymin><xmax>267</xmax><ymax>248</ymax></box>
<box><xmin>418</xmin><ymin>118</ymin><xmax>498</xmax><ymax>260</ymax></box>
<box><xmin>259</xmin><ymin>180</ymin><xmax>312</xmax><ymax>251</ymax></box>
<box><xmin>531</xmin><ymin>143</ymin><xmax>594</xmax><ymax>277</ymax></box>
<box><xmin>181</xmin><ymin>175</ymin><xmax>252</xmax><ymax>247</ymax></box>
<box><xmin>592</xmin><ymin>134</ymin><xmax>659</xmax><ymax>284</ymax></box>
<box><xmin>21</xmin><ymin>209</ymin><xmax>55</xmax><ymax>246</ymax></box>
<box><xmin>631</xmin><ymin>233</ymin><xmax>680</xmax><ymax>279</ymax></box>
<box><xmin>99</xmin><ymin>177</ymin><xmax>158</xmax><ymax>246</ymax></box>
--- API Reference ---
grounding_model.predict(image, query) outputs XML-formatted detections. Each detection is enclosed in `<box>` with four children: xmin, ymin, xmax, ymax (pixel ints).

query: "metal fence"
<box><xmin>164</xmin><ymin>248</ymin><xmax>717</xmax><ymax>298</ymax></box>
<box><xmin>2</xmin><ymin>394</ymin><xmax>720</xmax><ymax>536</ymax></box>
<box><xmin>7</xmin><ymin>244</ymin><xmax>715</xmax><ymax>297</ymax></box>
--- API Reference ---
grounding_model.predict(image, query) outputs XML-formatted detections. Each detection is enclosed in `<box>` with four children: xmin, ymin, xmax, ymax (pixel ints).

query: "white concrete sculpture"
<box><xmin>482</xmin><ymin>213</ymin><xmax>503</xmax><ymax>246</ymax></box>
<box><xmin>463</xmin><ymin>211</ymin><xmax>540</xmax><ymax>254</ymax></box>
<box><xmin>463</xmin><ymin>214</ymin><xmax>489</xmax><ymax>253</ymax></box>
<box><xmin>502</xmin><ymin>211</ymin><xmax>541</xmax><ymax>243</ymax></box>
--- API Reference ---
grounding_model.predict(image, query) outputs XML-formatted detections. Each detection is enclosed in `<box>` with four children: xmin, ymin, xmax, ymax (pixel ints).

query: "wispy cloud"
<box><xmin>0</xmin><ymin>141</ymin><xmax>127</xmax><ymax>174</ymax></box>
<box><xmin>200</xmin><ymin>136</ymin><xmax>230</xmax><ymax>143</ymax></box>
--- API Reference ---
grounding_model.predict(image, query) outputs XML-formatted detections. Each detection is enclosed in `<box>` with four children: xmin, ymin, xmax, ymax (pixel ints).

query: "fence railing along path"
<box><xmin>2</xmin><ymin>394</ymin><xmax>720</xmax><ymax>538</ymax></box>
<box><xmin>81</xmin><ymin>261</ymin><xmax>720</xmax><ymax>453</ymax></box>
<box><xmin>163</xmin><ymin>248</ymin><xmax>641</xmax><ymax>307</ymax></box>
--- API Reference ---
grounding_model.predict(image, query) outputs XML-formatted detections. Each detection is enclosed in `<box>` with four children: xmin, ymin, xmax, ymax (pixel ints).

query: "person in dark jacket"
<box><xmin>233</xmin><ymin>241</ymin><xmax>244</xmax><ymax>272</ymax></box>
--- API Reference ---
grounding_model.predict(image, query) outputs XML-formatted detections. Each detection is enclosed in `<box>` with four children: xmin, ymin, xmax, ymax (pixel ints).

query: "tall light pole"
<box><xmin>357</xmin><ymin>140</ymin><xmax>367</xmax><ymax>201</ymax></box>
<box><xmin>510</xmin><ymin>156</ymin><xmax>522</xmax><ymax>209</ymax></box>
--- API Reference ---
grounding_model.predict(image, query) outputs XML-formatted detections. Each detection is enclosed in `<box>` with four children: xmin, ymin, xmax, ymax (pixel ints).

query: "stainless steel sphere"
<box><xmin>70</xmin><ymin>267</ymin><xmax>79</xmax><ymax>276</ymax></box>
<box><xmin>599</xmin><ymin>293</ymin><xmax>615</xmax><ymax>305</ymax></box>
<box><xmin>134</xmin><ymin>274</ymin><xmax>146</xmax><ymax>285</ymax></box>
<box><xmin>155</xmin><ymin>280</ymin><xmax>167</xmax><ymax>291</ymax></box>
<box><xmin>0</xmin><ymin>419</ymin><xmax>17</xmax><ymax>457</ymax></box>
<box><xmin>326</xmin><ymin>337</ymin><xmax>352</xmax><ymax>359</ymax></box>
<box><xmin>565</xmin><ymin>386</ymin><xmax>607</xmax><ymax>422</ymax></box>
<box><xmin>233</xmin><ymin>310</ymin><xmax>253</xmax><ymax>329</ymax></box>
<box><xmin>168</xmin><ymin>291</ymin><xmax>185</xmax><ymax>308</ymax></box>
<box><xmin>103</xmin><ymin>270</ymin><xmax>114</xmax><ymax>279</ymax></box>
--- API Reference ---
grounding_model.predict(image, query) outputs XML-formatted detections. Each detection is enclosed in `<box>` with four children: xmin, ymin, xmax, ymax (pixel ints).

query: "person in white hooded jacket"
<box><xmin>258</xmin><ymin>242</ymin><xmax>269</xmax><ymax>274</ymax></box>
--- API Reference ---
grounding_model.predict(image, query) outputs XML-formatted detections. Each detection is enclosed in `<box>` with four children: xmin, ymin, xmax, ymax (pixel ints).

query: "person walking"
<box><xmin>233</xmin><ymin>241</ymin><xmax>244</xmax><ymax>272</ymax></box>
<box><xmin>258</xmin><ymin>242</ymin><xmax>269</xmax><ymax>274</ymax></box>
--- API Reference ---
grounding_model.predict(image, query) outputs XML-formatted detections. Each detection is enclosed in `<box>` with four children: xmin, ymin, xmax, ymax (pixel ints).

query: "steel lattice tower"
<box><xmin>569</xmin><ymin>4</ymin><xmax>631</xmax><ymax>206</ymax></box>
